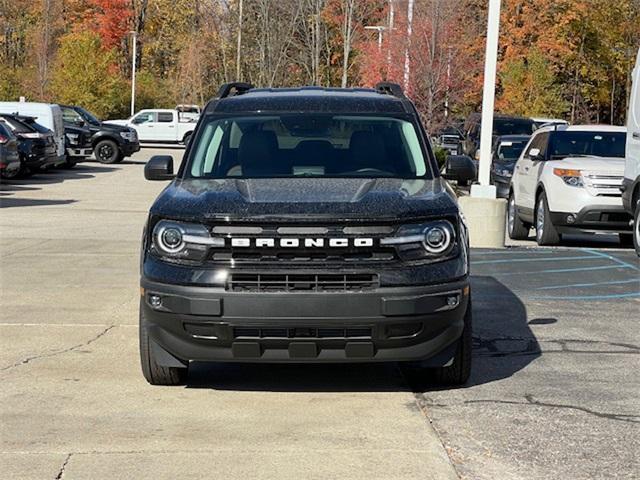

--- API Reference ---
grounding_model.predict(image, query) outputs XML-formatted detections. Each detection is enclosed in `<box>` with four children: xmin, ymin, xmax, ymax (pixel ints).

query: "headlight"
<box><xmin>554</xmin><ymin>168</ymin><xmax>583</xmax><ymax>187</ymax></box>
<box><xmin>381</xmin><ymin>220</ymin><xmax>456</xmax><ymax>261</ymax></box>
<box><xmin>65</xmin><ymin>133</ymin><xmax>80</xmax><ymax>145</ymax></box>
<box><xmin>151</xmin><ymin>220</ymin><xmax>221</xmax><ymax>261</ymax></box>
<box><xmin>120</xmin><ymin>130</ymin><xmax>137</xmax><ymax>141</ymax></box>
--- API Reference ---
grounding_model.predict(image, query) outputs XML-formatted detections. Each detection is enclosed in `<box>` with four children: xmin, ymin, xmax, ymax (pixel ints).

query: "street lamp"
<box><xmin>130</xmin><ymin>31</ymin><xmax>137</xmax><ymax>117</ymax></box>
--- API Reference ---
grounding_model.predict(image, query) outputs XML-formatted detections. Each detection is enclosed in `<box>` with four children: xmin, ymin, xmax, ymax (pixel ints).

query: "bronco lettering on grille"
<box><xmin>226</xmin><ymin>238</ymin><xmax>374</xmax><ymax>248</ymax></box>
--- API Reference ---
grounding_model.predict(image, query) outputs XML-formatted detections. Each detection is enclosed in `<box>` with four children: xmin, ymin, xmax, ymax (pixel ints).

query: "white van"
<box><xmin>0</xmin><ymin>102</ymin><xmax>65</xmax><ymax>160</ymax></box>
<box><xmin>621</xmin><ymin>48</ymin><xmax>640</xmax><ymax>254</ymax></box>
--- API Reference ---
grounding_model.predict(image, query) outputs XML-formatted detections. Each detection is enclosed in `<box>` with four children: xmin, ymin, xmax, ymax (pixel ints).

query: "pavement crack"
<box><xmin>54</xmin><ymin>453</ymin><xmax>72</xmax><ymax>480</ymax></box>
<box><xmin>1</xmin><ymin>325</ymin><xmax>115</xmax><ymax>372</ymax></box>
<box><xmin>462</xmin><ymin>395</ymin><xmax>640</xmax><ymax>424</ymax></box>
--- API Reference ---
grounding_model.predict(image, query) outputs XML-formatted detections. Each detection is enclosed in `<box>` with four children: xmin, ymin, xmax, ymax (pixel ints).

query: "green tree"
<box><xmin>498</xmin><ymin>48</ymin><xmax>569</xmax><ymax>118</ymax></box>
<box><xmin>50</xmin><ymin>31</ymin><xmax>127</xmax><ymax>118</ymax></box>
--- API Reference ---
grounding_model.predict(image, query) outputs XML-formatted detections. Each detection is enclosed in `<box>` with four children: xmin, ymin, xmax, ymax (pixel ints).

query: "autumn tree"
<box><xmin>50</xmin><ymin>31</ymin><xmax>127</xmax><ymax>117</ymax></box>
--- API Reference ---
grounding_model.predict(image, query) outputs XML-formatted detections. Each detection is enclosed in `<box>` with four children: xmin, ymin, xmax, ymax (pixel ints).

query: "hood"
<box><xmin>552</xmin><ymin>156</ymin><xmax>625</xmax><ymax>174</ymax></box>
<box><xmin>103</xmin><ymin>119</ymin><xmax>130</xmax><ymax>127</ymax></box>
<box><xmin>98</xmin><ymin>122</ymin><xmax>131</xmax><ymax>133</ymax></box>
<box><xmin>150</xmin><ymin>177</ymin><xmax>459</xmax><ymax>222</ymax></box>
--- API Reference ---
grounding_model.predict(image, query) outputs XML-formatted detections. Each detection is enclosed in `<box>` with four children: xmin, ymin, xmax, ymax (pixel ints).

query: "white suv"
<box><xmin>507</xmin><ymin>125</ymin><xmax>632</xmax><ymax>246</ymax></box>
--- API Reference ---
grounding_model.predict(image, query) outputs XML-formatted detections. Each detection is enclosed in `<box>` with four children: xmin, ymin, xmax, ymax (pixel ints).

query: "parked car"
<box><xmin>531</xmin><ymin>117</ymin><xmax>569</xmax><ymax>130</ymax></box>
<box><xmin>106</xmin><ymin>109</ymin><xmax>196</xmax><ymax>145</ymax></box>
<box><xmin>436</xmin><ymin>133</ymin><xmax>462</xmax><ymax>155</ymax></box>
<box><xmin>138</xmin><ymin>82</ymin><xmax>475</xmax><ymax>386</ymax></box>
<box><xmin>621</xmin><ymin>47</ymin><xmax>640</xmax><ymax>255</ymax></box>
<box><xmin>462</xmin><ymin>113</ymin><xmax>536</xmax><ymax>158</ymax></box>
<box><xmin>489</xmin><ymin>134</ymin><xmax>531</xmax><ymax>198</ymax></box>
<box><xmin>0</xmin><ymin>114</ymin><xmax>61</xmax><ymax>176</ymax></box>
<box><xmin>60</xmin><ymin>105</ymin><xmax>140</xmax><ymax>164</ymax></box>
<box><xmin>508</xmin><ymin>125</ymin><xmax>632</xmax><ymax>246</ymax></box>
<box><xmin>0</xmin><ymin>102</ymin><xmax>65</xmax><ymax>163</ymax></box>
<box><xmin>0</xmin><ymin>122</ymin><xmax>20</xmax><ymax>179</ymax></box>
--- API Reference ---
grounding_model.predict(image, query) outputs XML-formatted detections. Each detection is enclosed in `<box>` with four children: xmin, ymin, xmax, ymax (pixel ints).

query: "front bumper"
<box><xmin>121</xmin><ymin>141</ymin><xmax>141</xmax><ymax>157</ymax></box>
<box><xmin>66</xmin><ymin>147</ymin><xmax>93</xmax><ymax>159</ymax></box>
<box><xmin>141</xmin><ymin>277</ymin><xmax>470</xmax><ymax>364</ymax></box>
<box><xmin>490</xmin><ymin>173</ymin><xmax>512</xmax><ymax>198</ymax></box>
<box><xmin>550</xmin><ymin>205</ymin><xmax>632</xmax><ymax>234</ymax></box>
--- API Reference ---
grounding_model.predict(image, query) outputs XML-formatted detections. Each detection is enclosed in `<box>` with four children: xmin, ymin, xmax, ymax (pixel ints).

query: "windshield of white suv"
<box><xmin>186</xmin><ymin>115</ymin><xmax>432</xmax><ymax>179</ymax></box>
<box><xmin>549</xmin><ymin>131</ymin><xmax>626</xmax><ymax>159</ymax></box>
<box><xmin>497</xmin><ymin>140</ymin><xmax>528</xmax><ymax>160</ymax></box>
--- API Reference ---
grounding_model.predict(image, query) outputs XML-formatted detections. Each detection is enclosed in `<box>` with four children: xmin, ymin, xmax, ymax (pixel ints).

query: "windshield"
<box><xmin>493</xmin><ymin>119</ymin><xmax>535</xmax><ymax>136</ymax></box>
<box><xmin>75</xmin><ymin>107</ymin><xmax>101</xmax><ymax>126</ymax></box>
<box><xmin>549</xmin><ymin>131</ymin><xmax>626</xmax><ymax>159</ymax></box>
<box><xmin>497</xmin><ymin>140</ymin><xmax>528</xmax><ymax>160</ymax></box>
<box><xmin>186</xmin><ymin>115</ymin><xmax>432</xmax><ymax>179</ymax></box>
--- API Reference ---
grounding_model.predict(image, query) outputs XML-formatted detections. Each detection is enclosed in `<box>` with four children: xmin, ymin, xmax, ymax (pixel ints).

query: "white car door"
<box><xmin>154</xmin><ymin>111</ymin><xmax>177</xmax><ymax>141</ymax></box>
<box><xmin>130</xmin><ymin>111</ymin><xmax>156</xmax><ymax>141</ymax></box>
<box><xmin>516</xmin><ymin>132</ymin><xmax>549</xmax><ymax>215</ymax></box>
<box><xmin>626</xmin><ymin>51</ymin><xmax>640</xmax><ymax>184</ymax></box>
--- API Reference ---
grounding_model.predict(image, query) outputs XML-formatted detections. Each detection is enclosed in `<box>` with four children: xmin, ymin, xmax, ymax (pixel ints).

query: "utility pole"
<box><xmin>403</xmin><ymin>0</ymin><xmax>414</xmax><ymax>92</ymax></box>
<box><xmin>130</xmin><ymin>31</ymin><xmax>137</xmax><ymax>117</ymax></box>
<box><xmin>236</xmin><ymin>0</ymin><xmax>243</xmax><ymax>81</ymax></box>
<box><xmin>472</xmin><ymin>0</ymin><xmax>501</xmax><ymax>197</ymax></box>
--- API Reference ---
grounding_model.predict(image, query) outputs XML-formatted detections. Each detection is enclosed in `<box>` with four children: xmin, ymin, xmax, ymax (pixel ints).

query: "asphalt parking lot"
<box><xmin>1</xmin><ymin>149</ymin><xmax>639</xmax><ymax>480</ymax></box>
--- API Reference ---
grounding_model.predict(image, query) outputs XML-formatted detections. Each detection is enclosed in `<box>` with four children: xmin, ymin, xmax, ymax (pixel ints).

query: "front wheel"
<box><xmin>431</xmin><ymin>298</ymin><xmax>472</xmax><ymax>386</ymax></box>
<box><xmin>95</xmin><ymin>139</ymin><xmax>122</xmax><ymax>164</ymax></box>
<box><xmin>139</xmin><ymin>304</ymin><xmax>188</xmax><ymax>386</ymax></box>
<box><xmin>507</xmin><ymin>192</ymin><xmax>530</xmax><ymax>240</ymax></box>
<box><xmin>535</xmin><ymin>192</ymin><xmax>561</xmax><ymax>246</ymax></box>
<box><xmin>182</xmin><ymin>132</ymin><xmax>193</xmax><ymax>147</ymax></box>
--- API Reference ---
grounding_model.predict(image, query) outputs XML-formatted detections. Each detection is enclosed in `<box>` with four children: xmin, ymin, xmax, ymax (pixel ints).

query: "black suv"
<box><xmin>60</xmin><ymin>105</ymin><xmax>140</xmax><ymax>164</ymax></box>
<box><xmin>140</xmin><ymin>83</ymin><xmax>475</xmax><ymax>386</ymax></box>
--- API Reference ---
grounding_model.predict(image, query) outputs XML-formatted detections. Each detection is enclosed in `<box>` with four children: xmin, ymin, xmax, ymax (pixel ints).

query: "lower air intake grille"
<box><xmin>233</xmin><ymin>326</ymin><xmax>372</xmax><ymax>339</ymax></box>
<box><xmin>227</xmin><ymin>273</ymin><xmax>379</xmax><ymax>292</ymax></box>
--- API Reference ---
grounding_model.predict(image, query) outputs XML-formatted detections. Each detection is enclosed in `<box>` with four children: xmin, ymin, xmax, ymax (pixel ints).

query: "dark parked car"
<box><xmin>0</xmin><ymin>114</ymin><xmax>60</xmax><ymax>177</ymax></box>
<box><xmin>60</xmin><ymin>105</ymin><xmax>140</xmax><ymax>164</ymax></box>
<box><xmin>489</xmin><ymin>134</ymin><xmax>531</xmax><ymax>198</ymax></box>
<box><xmin>0</xmin><ymin>122</ymin><xmax>20</xmax><ymax>179</ymax></box>
<box><xmin>139</xmin><ymin>82</ymin><xmax>476</xmax><ymax>386</ymax></box>
<box><xmin>462</xmin><ymin>113</ymin><xmax>536</xmax><ymax>158</ymax></box>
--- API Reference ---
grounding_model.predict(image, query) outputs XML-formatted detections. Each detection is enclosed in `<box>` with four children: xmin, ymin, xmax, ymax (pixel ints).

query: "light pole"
<box><xmin>130</xmin><ymin>31</ymin><xmax>137</xmax><ymax>117</ymax></box>
<box><xmin>472</xmin><ymin>0</ymin><xmax>501</xmax><ymax>198</ymax></box>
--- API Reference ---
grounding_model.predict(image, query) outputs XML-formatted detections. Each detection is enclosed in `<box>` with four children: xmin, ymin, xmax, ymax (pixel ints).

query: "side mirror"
<box><xmin>442</xmin><ymin>155</ymin><xmax>477</xmax><ymax>183</ymax></box>
<box><xmin>145</xmin><ymin>155</ymin><xmax>175</xmax><ymax>181</ymax></box>
<box><xmin>529</xmin><ymin>148</ymin><xmax>544</xmax><ymax>161</ymax></box>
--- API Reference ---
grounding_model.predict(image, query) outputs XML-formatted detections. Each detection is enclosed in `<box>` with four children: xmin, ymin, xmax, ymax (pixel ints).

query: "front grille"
<box><xmin>206</xmin><ymin>224</ymin><xmax>398</xmax><ymax>266</ymax></box>
<box><xmin>233</xmin><ymin>326</ymin><xmax>372</xmax><ymax>339</ymax></box>
<box><xmin>584</xmin><ymin>173</ymin><xmax>623</xmax><ymax>197</ymax></box>
<box><xmin>227</xmin><ymin>273</ymin><xmax>379</xmax><ymax>292</ymax></box>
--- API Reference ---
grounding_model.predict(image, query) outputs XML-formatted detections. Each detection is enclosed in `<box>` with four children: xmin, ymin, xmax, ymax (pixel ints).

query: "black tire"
<box><xmin>507</xmin><ymin>191</ymin><xmax>530</xmax><ymax>240</ymax></box>
<box><xmin>634</xmin><ymin>201</ymin><xmax>640</xmax><ymax>256</ymax></box>
<box><xmin>619</xmin><ymin>233</ymin><xmax>634</xmax><ymax>248</ymax></box>
<box><xmin>431</xmin><ymin>298</ymin><xmax>472</xmax><ymax>386</ymax></box>
<box><xmin>95</xmin><ymin>139</ymin><xmax>121</xmax><ymax>164</ymax></box>
<box><xmin>183</xmin><ymin>132</ymin><xmax>193</xmax><ymax>147</ymax></box>
<box><xmin>535</xmin><ymin>192</ymin><xmax>560</xmax><ymax>246</ymax></box>
<box><xmin>0</xmin><ymin>165</ymin><xmax>21</xmax><ymax>180</ymax></box>
<box><xmin>139</xmin><ymin>303</ymin><xmax>188</xmax><ymax>386</ymax></box>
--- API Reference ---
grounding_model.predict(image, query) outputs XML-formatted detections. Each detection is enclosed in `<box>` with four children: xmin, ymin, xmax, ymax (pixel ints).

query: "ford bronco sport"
<box><xmin>139</xmin><ymin>82</ymin><xmax>476</xmax><ymax>386</ymax></box>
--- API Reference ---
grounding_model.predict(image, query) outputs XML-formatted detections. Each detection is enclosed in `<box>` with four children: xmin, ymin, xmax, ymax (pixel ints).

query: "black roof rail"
<box><xmin>375</xmin><ymin>81</ymin><xmax>405</xmax><ymax>98</ymax></box>
<box><xmin>216</xmin><ymin>82</ymin><xmax>254</xmax><ymax>99</ymax></box>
